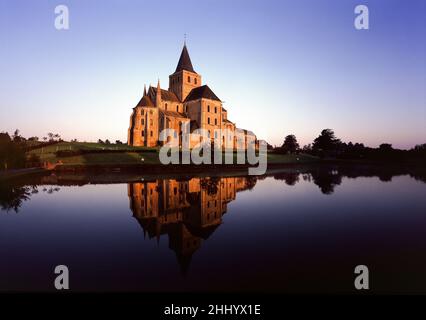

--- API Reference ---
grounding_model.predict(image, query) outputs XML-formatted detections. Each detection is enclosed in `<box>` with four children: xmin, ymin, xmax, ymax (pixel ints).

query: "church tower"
<box><xmin>169</xmin><ymin>44</ymin><xmax>201</xmax><ymax>102</ymax></box>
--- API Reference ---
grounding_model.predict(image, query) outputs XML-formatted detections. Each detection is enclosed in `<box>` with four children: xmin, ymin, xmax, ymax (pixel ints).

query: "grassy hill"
<box><xmin>28</xmin><ymin>142</ymin><xmax>160</xmax><ymax>165</ymax></box>
<box><xmin>27</xmin><ymin>142</ymin><xmax>319</xmax><ymax>167</ymax></box>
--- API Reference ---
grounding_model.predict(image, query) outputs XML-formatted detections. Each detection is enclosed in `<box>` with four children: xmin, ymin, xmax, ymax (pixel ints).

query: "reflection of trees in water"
<box><xmin>309</xmin><ymin>170</ymin><xmax>342</xmax><ymax>195</ymax></box>
<box><xmin>411</xmin><ymin>172</ymin><xmax>426</xmax><ymax>184</ymax></box>
<box><xmin>42</xmin><ymin>187</ymin><xmax>61</xmax><ymax>194</ymax></box>
<box><xmin>0</xmin><ymin>184</ymin><xmax>60</xmax><ymax>213</ymax></box>
<box><xmin>273</xmin><ymin>172</ymin><xmax>300</xmax><ymax>186</ymax></box>
<box><xmin>272</xmin><ymin>165</ymin><xmax>426</xmax><ymax>195</ymax></box>
<box><xmin>0</xmin><ymin>184</ymin><xmax>34</xmax><ymax>212</ymax></box>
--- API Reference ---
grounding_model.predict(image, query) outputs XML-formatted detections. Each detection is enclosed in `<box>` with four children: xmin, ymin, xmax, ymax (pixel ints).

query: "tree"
<box><xmin>302</xmin><ymin>144</ymin><xmax>312</xmax><ymax>153</ymax></box>
<box><xmin>12</xmin><ymin>129</ymin><xmax>24</xmax><ymax>143</ymax></box>
<box><xmin>98</xmin><ymin>139</ymin><xmax>104</xmax><ymax>144</ymax></box>
<box><xmin>115</xmin><ymin>140</ymin><xmax>123</xmax><ymax>145</ymax></box>
<box><xmin>47</xmin><ymin>132</ymin><xmax>54</xmax><ymax>142</ymax></box>
<box><xmin>105</xmin><ymin>139</ymin><xmax>111</xmax><ymax>145</ymax></box>
<box><xmin>312</xmin><ymin>129</ymin><xmax>341</xmax><ymax>154</ymax></box>
<box><xmin>281</xmin><ymin>135</ymin><xmax>299</xmax><ymax>154</ymax></box>
<box><xmin>414</xmin><ymin>143</ymin><xmax>426</xmax><ymax>152</ymax></box>
<box><xmin>379</xmin><ymin>143</ymin><xmax>393</xmax><ymax>152</ymax></box>
<box><xmin>0</xmin><ymin>132</ymin><xmax>25</xmax><ymax>170</ymax></box>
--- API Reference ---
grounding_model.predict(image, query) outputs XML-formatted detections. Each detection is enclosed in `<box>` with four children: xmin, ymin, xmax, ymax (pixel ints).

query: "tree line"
<box><xmin>276</xmin><ymin>129</ymin><xmax>426</xmax><ymax>163</ymax></box>
<box><xmin>0</xmin><ymin>130</ymin><xmax>63</xmax><ymax>170</ymax></box>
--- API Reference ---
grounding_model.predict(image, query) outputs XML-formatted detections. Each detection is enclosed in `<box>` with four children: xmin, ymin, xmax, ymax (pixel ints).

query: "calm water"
<box><xmin>1</xmin><ymin>165</ymin><xmax>426</xmax><ymax>293</ymax></box>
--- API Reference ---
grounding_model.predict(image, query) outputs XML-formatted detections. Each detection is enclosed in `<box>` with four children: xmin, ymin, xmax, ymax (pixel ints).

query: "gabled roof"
<box><xmin>184</xmin><ymin>85</ymin><xmax>221</xmax><ymax>102</ymax></box>
<box><xmin>175</xmin><ymin>44</ymin><xmax>196</xmax><ymax>73</ymax></box>
<box><xmin>149</xmin><ymin>86</ymin><xmax>180</xmax><ymax>102</ymax></box>
<box><xmin>136</xmin><ymin>95</ymin><xmax>154</xmax><ymax>107</ymax></box>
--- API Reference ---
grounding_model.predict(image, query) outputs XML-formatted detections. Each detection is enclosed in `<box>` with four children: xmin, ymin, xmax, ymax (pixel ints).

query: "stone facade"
<box><xmin>128</xmin><ymin>44</ymin><xmax>256</xmax><ymax>149</ymax></box>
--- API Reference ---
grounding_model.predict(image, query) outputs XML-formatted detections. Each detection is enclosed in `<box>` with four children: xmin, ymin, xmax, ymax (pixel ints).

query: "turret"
<box><xmin>156</xmin><ymin>79</ymin><xmax>162</xmax><ymax>108</ymax></box>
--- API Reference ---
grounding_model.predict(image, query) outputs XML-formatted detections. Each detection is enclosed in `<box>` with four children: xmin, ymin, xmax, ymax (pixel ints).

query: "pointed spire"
<box><xmin>156</xmin><ymin>79</ymin><xmax>162</xmax><ymax>108</ymax></box>
<box><xmin>175</xmin><ymin>44</ymin><xmax>196</xmax><ymax>73</ymax></box>
<box><xmin>143</xmin><ymin>84</ymin><xmax>147</xmax><ymax>96</ymax></box>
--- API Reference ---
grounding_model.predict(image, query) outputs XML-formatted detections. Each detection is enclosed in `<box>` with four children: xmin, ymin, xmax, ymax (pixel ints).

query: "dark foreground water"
<box><xmin>1</xmin><ymin>165</ymin><xmax>426</xmax><ymax>293</ymax></box>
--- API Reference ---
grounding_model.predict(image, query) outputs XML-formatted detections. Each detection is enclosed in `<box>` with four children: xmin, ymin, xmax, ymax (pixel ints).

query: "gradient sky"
<box><xmin>0</xmin><ymin>0</ymin><xmax>425</xmax><ymax>148</ymax></box>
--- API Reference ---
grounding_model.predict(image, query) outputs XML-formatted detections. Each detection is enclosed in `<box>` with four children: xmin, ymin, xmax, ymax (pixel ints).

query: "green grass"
<box><xmin>28</xmin><ymin>142</ymin><xmax>159</xmax><ymax>165</ymax></box>
<box><xmin>266</xmin><ymin>153</ymin><xmax>319</xmax><ymax>164</ymax></box>
<box><xmin>27</xmin><ymin>142</ymin><xmax>318</xmax><ymax>167</ymax></box>
<box><xmin>53</xmin><ymin>152</ymin><xmax>160</xmax><ymax>165</ymax></box>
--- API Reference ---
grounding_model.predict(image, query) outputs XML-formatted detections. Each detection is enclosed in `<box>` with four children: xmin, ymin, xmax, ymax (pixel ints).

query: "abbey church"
<box><xmin>128</xmin><ymin>44</ymin><xmax>256</xmax><ymax>149</ymax></box>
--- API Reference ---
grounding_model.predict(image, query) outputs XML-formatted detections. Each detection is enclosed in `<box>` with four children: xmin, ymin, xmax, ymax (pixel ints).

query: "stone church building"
<box><xmin>127</xmin><ymin>44</ymin><xmax>256</xmax><ymax>149</ymax></box>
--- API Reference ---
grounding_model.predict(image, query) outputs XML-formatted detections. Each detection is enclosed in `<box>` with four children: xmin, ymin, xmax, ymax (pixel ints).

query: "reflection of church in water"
<box><xmin>128</xmin><ymin>177</ymin><xmax>256</xmax><ymax>274</ymax></box>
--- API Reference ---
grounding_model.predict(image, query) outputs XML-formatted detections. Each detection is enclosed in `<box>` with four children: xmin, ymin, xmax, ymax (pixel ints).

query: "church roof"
<box><xmin>136</xmin><ymin>95</ymin><xmax>154</xmax><ymax>107</ymax></box>
<box><xmin>175</xmin><ymin>44</ymin><xmax>196</xmax><ymax>73</ymax></box>
<box><xmin>184</xmin><ymin>85</ymin><xmax>221</xmax><ymax>102</ymax></box>
<box><xmin>150</xmin><ymin>87</ymin><xmax>180</xmax><ymax>102</ymax></box>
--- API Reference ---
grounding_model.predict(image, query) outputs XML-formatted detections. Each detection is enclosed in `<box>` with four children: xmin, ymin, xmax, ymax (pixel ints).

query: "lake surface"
<box><xmin>1</xmin><ymin>165</ymin><xmax>426</xmax><ymax>293</ymax></box>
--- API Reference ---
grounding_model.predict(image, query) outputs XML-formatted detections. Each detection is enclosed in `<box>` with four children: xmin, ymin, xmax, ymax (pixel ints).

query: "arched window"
<box><xmin>207</xmin><ymin>105</ymin><xmax>210</xmax><ymax>112</ymax></box>
<box><xmin>208</xmin><ymin>117</ymin><xmax>210</xmax><ymax>124</ymax></box>
<box><xmin>188</xmin><ymin>76</ymin><xmax>190</xmax><ymax>83</ymax></box>
<box><xmin>195</xmin><ymin>78</ymin><xmax>197</xmax><ymax>85</ymax></box>
<box><xmin>141</xmin><ymin>130</ymin><xmax>144</xmax><ymax>137</ymax></box>
<box><xmin>214</xmin><ymin>118</ymin><xmax>217</xmax><ymax>125</ymax></box>
<box><xmin>214</xmin><ymin>107</ymin><xmax>217</xmax><ymax>113</ymax></box>
<box><xmin>165</xmin><ymin>103</ymin><xmax>168</xmax><ymax>110</ymax></box>
<box><xmin>176</xmin><ymin>105</ymin><xmax>179</xmax><ymax>112</ymax></box>
<box><xmin>141</xmin><ymin>119</ymin><xmax>144</xmax><ymax>125</ymax></box>
<box><xmin>150</xmin><ymin>131</ymin><xmax>153</xmax><ymax>137</ymax></box>
<box><xmin>141</xmin><ymin>109</ymin><xmax>144</xmax><ymax>115</ymax></box>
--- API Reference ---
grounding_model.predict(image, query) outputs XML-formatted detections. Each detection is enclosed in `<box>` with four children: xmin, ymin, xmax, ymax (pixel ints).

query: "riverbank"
<box><xmin>0</xmin><ymin>168</ymin><xmax>49</xmax><ymax>181</ymax></box>
<box><xmin>9</xmin><ymin>141</ymin><xmax>423</xmax><ymax>181</ymax></box>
